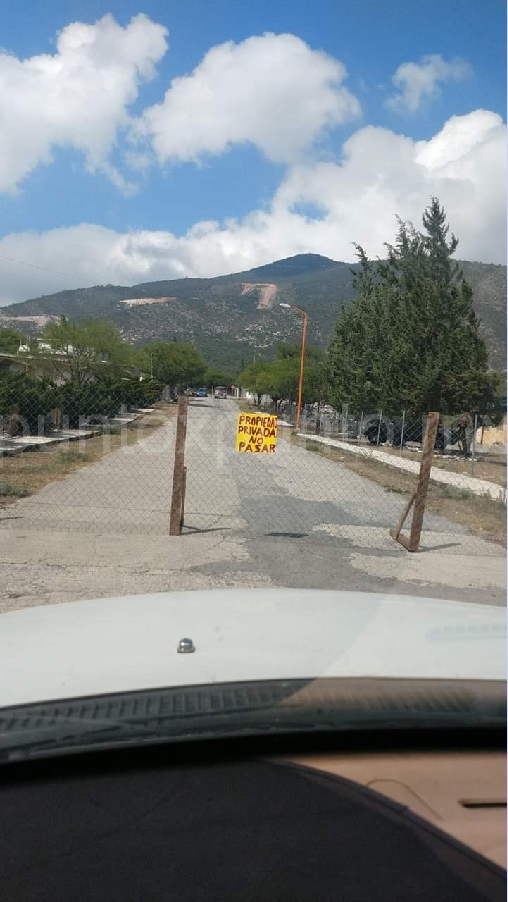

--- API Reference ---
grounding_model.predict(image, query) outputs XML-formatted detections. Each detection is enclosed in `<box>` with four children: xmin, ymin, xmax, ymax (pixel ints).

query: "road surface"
<box><xmin>0</xmin><ymin>399</ymin><xmax>505</xmax><ymax>611</ymax></box>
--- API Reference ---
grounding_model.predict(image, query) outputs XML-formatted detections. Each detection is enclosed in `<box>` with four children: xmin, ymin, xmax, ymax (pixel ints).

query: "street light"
<box><xmin>279</xmin><ymin>303</ymin><xmax>308</xmax><ymax>431</ymax></box>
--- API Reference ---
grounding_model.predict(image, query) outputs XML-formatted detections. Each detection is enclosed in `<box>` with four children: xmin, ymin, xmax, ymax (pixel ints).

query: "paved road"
<box><xmin>0</xmin><ymin>400</ymin><xmax>505</xmax><ymax>611</ymax></box>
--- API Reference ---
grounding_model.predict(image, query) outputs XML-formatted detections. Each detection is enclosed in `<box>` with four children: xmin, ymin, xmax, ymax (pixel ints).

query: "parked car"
<box><xmin>214</xmin><ymin>386</ymin><xmax>227</xmax><ymax>399</ymax></box>
<box><xmin>364</xmin><ymin>419</ymin><xmax>459</xmax><ymax>452</ymax></box>
<box><xmin>195</xmin><ymin>387</ymin><xmax>208</xmax><ymax>397</ymax></box>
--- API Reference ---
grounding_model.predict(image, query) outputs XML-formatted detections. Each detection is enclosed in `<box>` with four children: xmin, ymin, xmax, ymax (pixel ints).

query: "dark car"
<box><xmin>195</xmin><ymin>387</ymin><xmax>208</xmax><ymax>397</ymax></box>
<box><xmin>364</xmin><ymin>419</ymin><xmax>458</xmax><ymax>452</ymax></box>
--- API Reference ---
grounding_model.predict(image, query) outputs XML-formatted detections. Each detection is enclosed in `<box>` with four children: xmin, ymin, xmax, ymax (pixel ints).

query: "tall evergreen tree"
<box><xmin>327</xmin><ymin>199</ymin><xmax>492</xmax><ymax>416</ymax></box>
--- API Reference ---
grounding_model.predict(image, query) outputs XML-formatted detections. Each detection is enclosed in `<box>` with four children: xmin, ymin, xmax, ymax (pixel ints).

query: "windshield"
<box><xmin>0</xmin><ymin>2</ymin><xmax>505</xmax><ymax>733</ymax></box>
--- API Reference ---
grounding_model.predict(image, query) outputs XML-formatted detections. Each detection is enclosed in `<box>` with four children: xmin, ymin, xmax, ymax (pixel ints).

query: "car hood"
<box><xmin>0</xmin><ymin>589</ymin><xmax>505</xmax><ymax>708</ymax></box>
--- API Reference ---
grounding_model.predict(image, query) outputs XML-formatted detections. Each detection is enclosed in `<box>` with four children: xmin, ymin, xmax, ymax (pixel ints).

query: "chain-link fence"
<box><xmin>1</xmin><ymin>379</ymin><xmax>506</xmax><ymax>553</ymax></box>
<box><xmin>297</xmin><ymin>409</ymin><xmax>506</xmax><ymax>487</ymax></box>
<box><xmin>0</xmin><ymin>376</ymin><xmax>175</xmax><ymax>534</ymax></box>
<box><xmin>239</xmin><ymin>396</ymin><xmax>506</xmax><ymax>551</ymax></box>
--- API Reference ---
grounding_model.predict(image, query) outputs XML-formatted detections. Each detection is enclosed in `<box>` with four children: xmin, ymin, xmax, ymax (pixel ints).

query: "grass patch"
<box><xmin>291</xmin><ymin>433</ymin><xmax>506</xmax><ymax>547</ymax></box>
<box><xmin>0</xmin><ymin>483</ymin><xmax>31</xmax><ymax>498</ymax></box>
<box><xmin>0</xmin><ymin>404</ymin><xmax>175</xmax><ymax>510</ymax></box>
<box><xmin>442</xmin><ymin>484</ymin><xmax>475</xmax><ymax>501</ymax></box>
<box><xmin>58</xmin><ymin>450</ymin><xmax>93</xmax><ymax>464</ymax></box>
<box><xmin>305</xmin><ymin>443</ymin><xmax>322</xmax><ymax>452</ymax></box>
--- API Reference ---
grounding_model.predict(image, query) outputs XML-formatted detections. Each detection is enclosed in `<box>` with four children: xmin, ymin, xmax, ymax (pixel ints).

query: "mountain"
<box><xmin>0</xmin><ymin>254</ymin><xmax>505</xmax><ymax>371</ymax></box>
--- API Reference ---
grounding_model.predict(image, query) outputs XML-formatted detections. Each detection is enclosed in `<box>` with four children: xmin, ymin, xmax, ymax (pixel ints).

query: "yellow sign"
<box><xmin>236</xmin><ymin>412</ymin><xmax>277</xmax><ymax>453</ymax></box>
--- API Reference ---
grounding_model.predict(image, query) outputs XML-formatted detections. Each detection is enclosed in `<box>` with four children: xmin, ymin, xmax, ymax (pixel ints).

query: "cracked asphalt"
<box><xmin>0</xmin><ymin>399</ymin><xmax>505</xmax><ymax>612</ymax></box>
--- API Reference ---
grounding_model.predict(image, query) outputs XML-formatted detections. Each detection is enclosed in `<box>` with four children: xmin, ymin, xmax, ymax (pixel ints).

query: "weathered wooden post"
<box><xmin>169</xmin><ymin>396</ymin><xmax>189</xmax><ymax>536</ymax></box>
<box><xmin>390</xmin><ymin>411</ymin><xmax>439</xmax><ymax>552</ymax></box>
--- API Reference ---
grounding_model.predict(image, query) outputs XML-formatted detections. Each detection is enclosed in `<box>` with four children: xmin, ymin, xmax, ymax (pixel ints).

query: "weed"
<box><xmin>0</xmin><ymin>483</ymin><xmax>31</xmax><ymax>498</ymax></box>
<box><xmin>304</xmin><ymin>442</ymin><xmax>322</xmax><ymax>453</ymax></box>
<box><xmin>58</xmin><ymin>450</ymin><xmax>93</xmax><ymax>464</ymax></box>
<box><xmin>442</xmin><ymin>484</ymin><xmax>474</xmax><ymax>501</ymax></box>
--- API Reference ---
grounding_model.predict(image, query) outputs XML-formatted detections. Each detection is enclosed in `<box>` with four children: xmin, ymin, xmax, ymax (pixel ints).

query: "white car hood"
<box><xmin>0</xmin><ymin>589</ymin><xmax>505</xmax><ymax>708</ymax></box>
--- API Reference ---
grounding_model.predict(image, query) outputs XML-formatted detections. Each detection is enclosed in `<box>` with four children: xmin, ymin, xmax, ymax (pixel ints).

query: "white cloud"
<box><xmin>386</xmin><ymin>54</ymin><xmax>470</xmax><ymax>114</ymax></box>
<box><xmin>0</xmin><ymin>13</ymin><xmax>168</xmax><ymax>192</ymax></box>
<box><xmin>140</xmin><ymin>33</ymin><xmax>361</xmax><ymax>164</ymax></box>
<box><xmin>0</xmin><ymin>110</ymin><xmax>505</xmax><ymax>305</ymax></box>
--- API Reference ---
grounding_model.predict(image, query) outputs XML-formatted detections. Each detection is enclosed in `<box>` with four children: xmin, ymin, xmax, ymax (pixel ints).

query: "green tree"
<box><xmin>0</xmin><ymin>327</ymin><xmax>25</xmax><ymax>354</ymax></box>
<box><xmin>147</xmin><ymin>341</ymin><xmax>206</xmax><ymax>392</ymax></box>
<box><xmin>263</xmin><ymin>358</ymin><xmax>299</xmax><ymax>407</ymax></box>
<box><xmin>238</xmin><ymin>361</ymin><xmax>273</xmax><ymax>407</ymax></box>
<box><xmin>276</xmin><ymin>342</ymin><xmax>324</xmax><ymax>364</ymax></box>
<box><xmin>240</xmin><ymin>347</ymin><xmax>329</xmax><ymax>410</ymax></box>
<box><xmin>327</xmin><ymin>199</ymin><xmax>491</xmax><ymax>416</ymax></box>
<box><xmin>204</xmin><ymin>368</ymin><xmax>235</xmax><ymax>389</ymax></box>
<box><xmin>40</xmin><ymin>318</ymin><xmax>134</xmax><ymax>384</ymax></box>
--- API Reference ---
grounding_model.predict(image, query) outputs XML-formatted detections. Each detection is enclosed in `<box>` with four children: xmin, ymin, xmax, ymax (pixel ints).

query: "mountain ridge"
<box><xmin>0</xmin><ymin>254</ymin><xmax>505</xmax><ymax>370</ymax></box>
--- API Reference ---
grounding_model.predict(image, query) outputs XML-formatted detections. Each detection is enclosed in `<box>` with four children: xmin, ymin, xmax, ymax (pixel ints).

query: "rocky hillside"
<box><xmin>0</xmin><ymin>254</ymin><xmax>505</xmax><ymax>371</ymax></box>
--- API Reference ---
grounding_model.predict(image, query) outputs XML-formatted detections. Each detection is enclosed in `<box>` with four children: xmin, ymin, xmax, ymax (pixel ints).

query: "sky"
<box><xmin>0</xmin><ymin>0</ymin><xmax>505</xmax><ymax>304</ymax></box>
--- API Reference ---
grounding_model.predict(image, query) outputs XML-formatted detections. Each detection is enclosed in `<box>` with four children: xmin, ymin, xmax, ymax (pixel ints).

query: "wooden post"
<box><xmin>390</xmin><ymin>492</ymin><xmax>417</xmax><ymax>543</ymax></box>
<box><xmin>180</xmin><ymin>467</ymin><xmax>187</xmax><ymax>531</ymax></box>
<box><xmin>169</xmin><ymin>396</ymin><xmax>189</xmax><ymax>536</ymax></box>
<box><xmin>392</xmin><ymin>411</ymin><xmax>439</xmax><ymax>552</ymax></box>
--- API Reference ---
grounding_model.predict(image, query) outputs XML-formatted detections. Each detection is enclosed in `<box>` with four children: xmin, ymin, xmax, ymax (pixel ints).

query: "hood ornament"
<box><xmin>177</xmin><ymin>637</ymin><xmax>195</xmax><ymax>654</ymax></box>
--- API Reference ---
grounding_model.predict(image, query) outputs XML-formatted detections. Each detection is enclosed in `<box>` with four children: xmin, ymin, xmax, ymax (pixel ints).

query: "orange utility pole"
<box><xmin>280</xmin><ymin>303</ymin><xmax>308</xmax><ymax>431</ymax></box>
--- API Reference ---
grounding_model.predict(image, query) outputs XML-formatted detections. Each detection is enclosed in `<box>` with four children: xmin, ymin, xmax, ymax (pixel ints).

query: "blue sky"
<box><xmin>0</xmin><ymin>0</ymin><xmax>505</xmax><ymax>302</ymax></box>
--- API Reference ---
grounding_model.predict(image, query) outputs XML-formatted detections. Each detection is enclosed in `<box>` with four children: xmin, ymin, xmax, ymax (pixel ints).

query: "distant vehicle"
<box><xmin>184</xmin><ymin>388</ymin><xmax>195</xmax><ymax>397</ymax></box>
<box><xmin>195</xmin><ymin>387</ymin><xmax>208</xmax><ymax>397</ymax></box>
<box><xmin>364</xmin><ymin>419</ymin><xmax>459</xmax><ymax>452</ymax></box>
<box><xmin>214</xmin><ymin>386</ymin><xmax>227</xmax><ymax>399</ymax></box>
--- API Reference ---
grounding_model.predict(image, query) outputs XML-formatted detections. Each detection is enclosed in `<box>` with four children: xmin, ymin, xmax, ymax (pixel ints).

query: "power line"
<box><xmin>0</xmin><ymin>253</ymin><xmax>99</xmax><ymax>286</ymax></box>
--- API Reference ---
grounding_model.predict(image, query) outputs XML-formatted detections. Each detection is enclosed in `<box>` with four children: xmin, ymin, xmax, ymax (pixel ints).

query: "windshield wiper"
<box><xmin>1</xmin><ymin>677</ymin><xmax>504</xmax><ymax>763</ymax></box>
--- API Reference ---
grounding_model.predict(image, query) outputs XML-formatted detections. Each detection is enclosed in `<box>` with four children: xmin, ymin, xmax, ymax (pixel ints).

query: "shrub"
<box><xmin>0</xmin><ymin>373</ymin><xmax>163</xmax><ymax>435</ymax></box>
<box><xmin>57</xmin><ymin>383</ymin><xmax>118</xmax><ymax>427</ymax></box>
<box><xmin>0</xmin><ymin>374</ymin><xmax>58</xmax><ymax>434</ymax></box>
<box><xmin>0</xmin><ymin>483</ymin><xmax>31</xmax><ymax>497</ymax></box>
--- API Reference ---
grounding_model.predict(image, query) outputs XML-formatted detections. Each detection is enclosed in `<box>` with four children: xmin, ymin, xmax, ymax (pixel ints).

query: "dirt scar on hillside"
<box><xmin>240</xmin><ymin>283</ymin><xmax>278</xmax><ymax>309</ymax></box>
<box><xmin>118</xmin><ymin>297</ymin><xmax>177</xmax><ymax>307</ymax></box>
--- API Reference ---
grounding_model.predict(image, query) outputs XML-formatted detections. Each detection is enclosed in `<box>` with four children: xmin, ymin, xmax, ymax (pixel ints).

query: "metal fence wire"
<box><xmin>0</xmin><ymin>388</ymin><xmax>506</xmax><ymax>555</ymax></box>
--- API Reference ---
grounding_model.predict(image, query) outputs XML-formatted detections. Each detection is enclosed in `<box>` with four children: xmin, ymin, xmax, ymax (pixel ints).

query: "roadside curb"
<box><xmin>296</xmin><ymin>433</ymin><xmax>507</xmax><ymax>505</ymax></box>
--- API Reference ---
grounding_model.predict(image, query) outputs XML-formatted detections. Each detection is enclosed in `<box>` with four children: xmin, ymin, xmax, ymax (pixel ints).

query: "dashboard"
<box><xmin>0</xmin><ymin>735</ymin><xmax>505</xmax><ymax>901</ymax></box>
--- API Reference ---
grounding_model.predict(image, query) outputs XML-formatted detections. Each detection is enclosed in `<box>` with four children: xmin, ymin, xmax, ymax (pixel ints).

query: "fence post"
<box><xmin>180</xmin><ymin>467</ymin><xmax>187</xmax><ymax>531</ymax></box>
<box><xmin>376</xmin><ymin>409</ymin><xmax>383</xmax><ymax>445</ymax></box>
<box><xmin>315</xmin><ymin>405</ymin><xmax>321</xmax><ymax>435</ymax></box>
<box><xmin>358</xmin><ymin>412</ymin><xmax>364</xmax><ymax>445</ymax></box>
<box><xmin>399</xmin><ymin>410</ymin><xmax>405</xmax><ymax>455</ymax></box>
<box><xmin>341</xmin><ymin>404</ymin><xmax>348</xmax><ymax>437</ymax></box>
<box><xmin>469</xmin><ymin>413</ymin><xmax>478</xmax><ymax>477</ymax></box>
<box><xmin>169</xmin><ymin>396</ymin><xmax>189</xmax><ymax>536</ymax></box>
<box><xmin>390</xmin><ymin>411</ymin><xmax>439</xmax><ymax>552</ymax></box>
<box><xmin>5</xmin><ymin>405</ymin><xmax>20</xmax><ymax>437</ymax></box>
<box><xmin>51</xmin><ymin>407</ymin><xmax>63</xmax><ymax>431</ymax></box>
